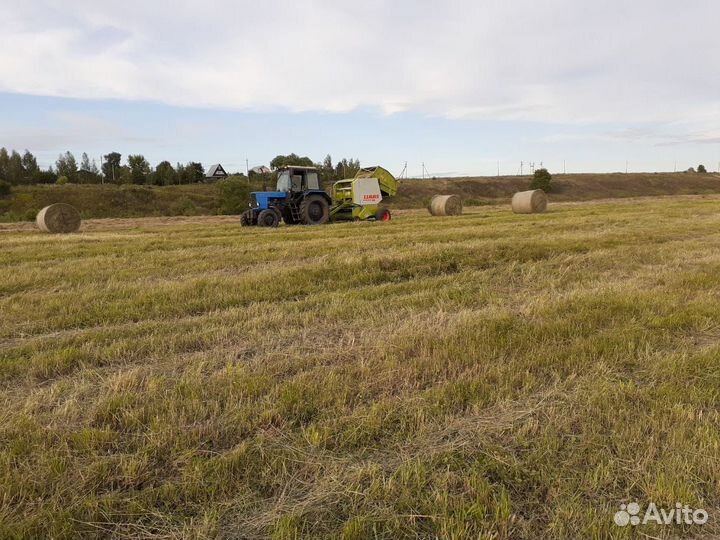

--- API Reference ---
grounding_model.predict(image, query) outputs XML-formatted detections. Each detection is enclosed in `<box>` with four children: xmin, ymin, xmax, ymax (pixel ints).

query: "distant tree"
<box><xmin>183</xmin><ymin>162</ymin><xmax>204</xmax><ymax>183</ymax></box>
<box><xmin>21</xmin><ymin>150</ymin><xmax>39</xmax><ymax>179</ymax></box>
<box><xmin>0</xmin><ymin>148</ymin><xmax>8</xmax><ymax>180</ymax></box>
<box><xmin>103</xmin><ymin>152</ymin><xmax>122</xmax><ymax>183</ymax></box>
<box><xmin>320</xmin><ymin>154</ymin><xmax>335</xmax><ymax>183</ymax></box>
<box><xmin>270</xmin><ymin>153</ymin><xmax>314</xmax><ymax>170</ymax></box>
<box><xmin>154</xmin><ymin>161</ymin><xmax>178</xmax><ymax>185</ymax></box>
<box><xmin>0</xmin><ymin>180</ymin><xmax>11</xmax><ymax>197</ymax></box>
<box><xmin>80</xmin><ymin>152</ymin><xmax>92</xmax><ymax>171</ymax></box>
<box><xmin>698</xmin><ymin>164</ymin><xmax>707</xmax><ymax>173</ymax></box>
<box><xmin>530</xmin><ymin>168</ymin><xmax>552</xmax><ymax>192</ymax></box>
<box><xmin>127</xmin><ymin>154</ymin><xmax>151</xmax><ymax>184</ymax></box>
<box><xmin>76</xmin><ymin>152</ymin><xmax>102</xmax><ymax>183</ymax></box>
<box><xmin>192</xmin><ymin>162</ymin><xmax>204</xmax><ymax>180</ymax></box>
<box><xmin>57</xmin><ymin>175</ymin><xmax>69</xmax><ymax>185</ymax></box>
<box><xmin>334</xmin><ymin>158</ymin><xmax>360</xmax><ymax>179</ymax></box>
<box><xmin>56</xmin><ymin>151</ymin><xmax>78</xmax><ymax>182</ymax></box>
<box><xmin>7</xmin><ymin>150</ymin><xmax>25</xmax><ymax>184</ymax></box>
<box><xmin>116</xmin><ymin>166</ymin><xmax>131</xmax><ymax>184</ymax></box>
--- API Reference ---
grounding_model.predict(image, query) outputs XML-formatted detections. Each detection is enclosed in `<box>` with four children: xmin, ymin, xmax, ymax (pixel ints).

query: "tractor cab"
<box><xmin>276</xmin><ymin>166</ymin><xmax>321</xmax><ymax>193</ymax></box>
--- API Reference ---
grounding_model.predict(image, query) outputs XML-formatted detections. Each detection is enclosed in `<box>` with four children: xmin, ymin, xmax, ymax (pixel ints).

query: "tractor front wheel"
<box><xmin>299</xmin><ymin>195</ymin><xmax>330</xmax><ymax>225</ymax></box>
<box><xmin>257</xmin><ymin>209</ymin><xmax>280</xmax><ymax>228</ymax></box>
<box><xmin>240</xmin><ymin>209</ymin><xmax>257</xmax><ymax>226</ymax></box>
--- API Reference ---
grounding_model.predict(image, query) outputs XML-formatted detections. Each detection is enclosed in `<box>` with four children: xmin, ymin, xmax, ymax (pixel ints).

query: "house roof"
<box><xmin>205</xmin><ymin>163</ymin><xmax>228</xmax><ymax>177</ymax></box>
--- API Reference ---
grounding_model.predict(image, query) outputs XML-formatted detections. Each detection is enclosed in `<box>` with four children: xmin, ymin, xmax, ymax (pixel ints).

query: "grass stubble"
<box><xmin>2</xmin><ymin>195</ymin><xmax>720</xmax><ymax>539</ymax></box>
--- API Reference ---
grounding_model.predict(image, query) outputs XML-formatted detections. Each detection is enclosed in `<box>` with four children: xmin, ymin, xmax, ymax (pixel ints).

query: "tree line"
<box><xmin>99</xmin><ymin>152</ymin><xmax>205</xmax><ymax>185</ymax></box>
<box><xmin>0</xmin><ymin>148</ymin><xmax>364</xmax><ymax>188</ymax></box>
<box><xmin>0</xmin><ymin>148</ymin><xmax>207</xmax><ymax>186</ymax></box>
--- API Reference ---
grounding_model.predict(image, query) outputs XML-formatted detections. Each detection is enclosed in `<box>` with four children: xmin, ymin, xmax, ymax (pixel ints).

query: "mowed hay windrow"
<box><xmin>36</xmin><ymin>204</ymin><xmax>82</xmax><ymax>233</ymax></box>
<box><xmin>429</xmin><ymin>194</ymin><xmax>463</xmax><ymax>216</ymax></box>
<box><xmin>511</xmin><ymin>189</ymin><xmax>548</xmax><ymax>214</ymax></box>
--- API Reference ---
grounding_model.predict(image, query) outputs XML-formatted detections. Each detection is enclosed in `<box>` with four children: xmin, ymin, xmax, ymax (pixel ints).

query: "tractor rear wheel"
<box><xmin>299</xmin><ymin>195</ymin><xmax>330</xmax><ymax>225</ymax></box>
<box><xmin>240</xmin><ymin>209</ymin><xmax>257</xmax><ymax>226</ymax></box>
<box><xmin>257</xmin><ymin>209</ymin><xmax>280</xmax><ymax>227</ymax></box>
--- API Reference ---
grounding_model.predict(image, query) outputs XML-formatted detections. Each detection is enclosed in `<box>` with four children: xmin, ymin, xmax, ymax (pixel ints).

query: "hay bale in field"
<box><xmin>36</xmin><ymin>204</ymin><xmax>82</xmax><ymax>233</ymax></box>
<box><xmin>511</xmin><ymin>190</ymin><xmax>548</xmax><ymax>214</ymax></box>
<box><xmin>429</xmin><ymin>194</ymin><xmax>463</xmax><ymax>216</ymax></box>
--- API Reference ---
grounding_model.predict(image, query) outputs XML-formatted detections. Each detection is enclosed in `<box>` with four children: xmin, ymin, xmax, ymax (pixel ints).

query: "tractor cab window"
<box><xmin>277</xmin><ymin>171</ymin><xmax>291</xmax><ymax>192</ymax></box>
<box><xmin>306</xmin><ymin>172</ymin><xmax>319</xmax><ymax>190</ymax></box>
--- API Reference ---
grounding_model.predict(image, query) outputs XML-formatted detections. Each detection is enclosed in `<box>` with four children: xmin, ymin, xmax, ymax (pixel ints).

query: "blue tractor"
<box><xmin>240</xmin><ymin>166</ymin><xmax>332</xmax><ymax>227</ymax></box>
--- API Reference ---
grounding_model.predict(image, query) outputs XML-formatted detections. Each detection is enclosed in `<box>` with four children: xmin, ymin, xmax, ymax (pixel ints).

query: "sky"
<box><xmin>1</xmin><ymin>0</ymin><xmax>719</xmax><ymax>177</ymax></box>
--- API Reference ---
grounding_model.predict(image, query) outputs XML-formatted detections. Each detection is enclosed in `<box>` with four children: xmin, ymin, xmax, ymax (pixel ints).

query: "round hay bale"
<box><xmin>429</xmin><ymin>194</ymin><xmax>463</xmax><ymax>216</ymax></box>
<box><xmin>36</xmin><ymin>204</ymin><xmax>82</xmax><ymax>233</ymax></box>
<box><xmin>511</xmin><ymin>190</ymin><xmax>547</xmax><ymax>214</ymax></box>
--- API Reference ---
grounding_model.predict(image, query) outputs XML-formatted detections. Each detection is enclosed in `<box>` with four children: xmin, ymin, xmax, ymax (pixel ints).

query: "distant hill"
<box><xmin>2</xmin><ymin>172</ymin><xmax>719</xmax><ymax>221</ymax></box>
<box><xmin>393</xmin><ymin>172</ymin><xmax>720</xmax><ymax>207</ymax></box>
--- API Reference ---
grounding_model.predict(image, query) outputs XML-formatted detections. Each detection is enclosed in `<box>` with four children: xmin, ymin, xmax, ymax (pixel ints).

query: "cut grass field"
<box><xmin>2</xmin><ymin>195</ymin><xmax>720</xmax><ymax>539</ymax></box>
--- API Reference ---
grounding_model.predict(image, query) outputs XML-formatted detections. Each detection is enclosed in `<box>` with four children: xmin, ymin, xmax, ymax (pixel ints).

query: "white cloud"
<box><xmin>1</xmin><ymin>0</ymin><xmax>719</xmax><ymax>130</ymax></box>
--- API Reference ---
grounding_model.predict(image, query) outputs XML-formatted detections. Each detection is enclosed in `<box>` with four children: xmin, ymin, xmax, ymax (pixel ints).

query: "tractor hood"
<box><xmin>251</xmin><ymin>191</ymin><xmax>288</xmax><ymax>208</ymax></box>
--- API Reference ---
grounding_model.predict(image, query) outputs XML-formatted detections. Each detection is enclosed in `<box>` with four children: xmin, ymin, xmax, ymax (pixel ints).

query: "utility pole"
<box><xmin>422</xmin><ymin>162</ymin><xmax>425</xmax><ymax>180</ymax></box>
<box><xmin>398</xmin><ymin>161</ymin><xmax>407</xmax><ymax>179</ymax></box>
<box><xmin>497</xmin><ymin>160</ymin><xmax>500</xmax><ymax>177</ymax></box>
<box><xmin>246</xmin><ymin>158</ymin><xmax>250</xmax><ymax>183</ymax></box>
<box><xmin>625</xmin><ymin>160</ymin><xmax>628</xmax><ymax>174</ymax></box>
<box><xmin>563</xmin><ymin>160</ymin><xmax>566</xmax><ymax>174</ymax></box>
<box><xmin>520</xmin><ymin>161</ymin><xmax>523</xmax><ymax>176</ymax></box>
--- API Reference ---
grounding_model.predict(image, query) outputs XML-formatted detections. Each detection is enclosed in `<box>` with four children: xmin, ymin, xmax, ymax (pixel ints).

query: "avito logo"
<box><xmin>614</xmin><ymin>502</ymin><xmax>708</xmax><ymax>527</ymax></box>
